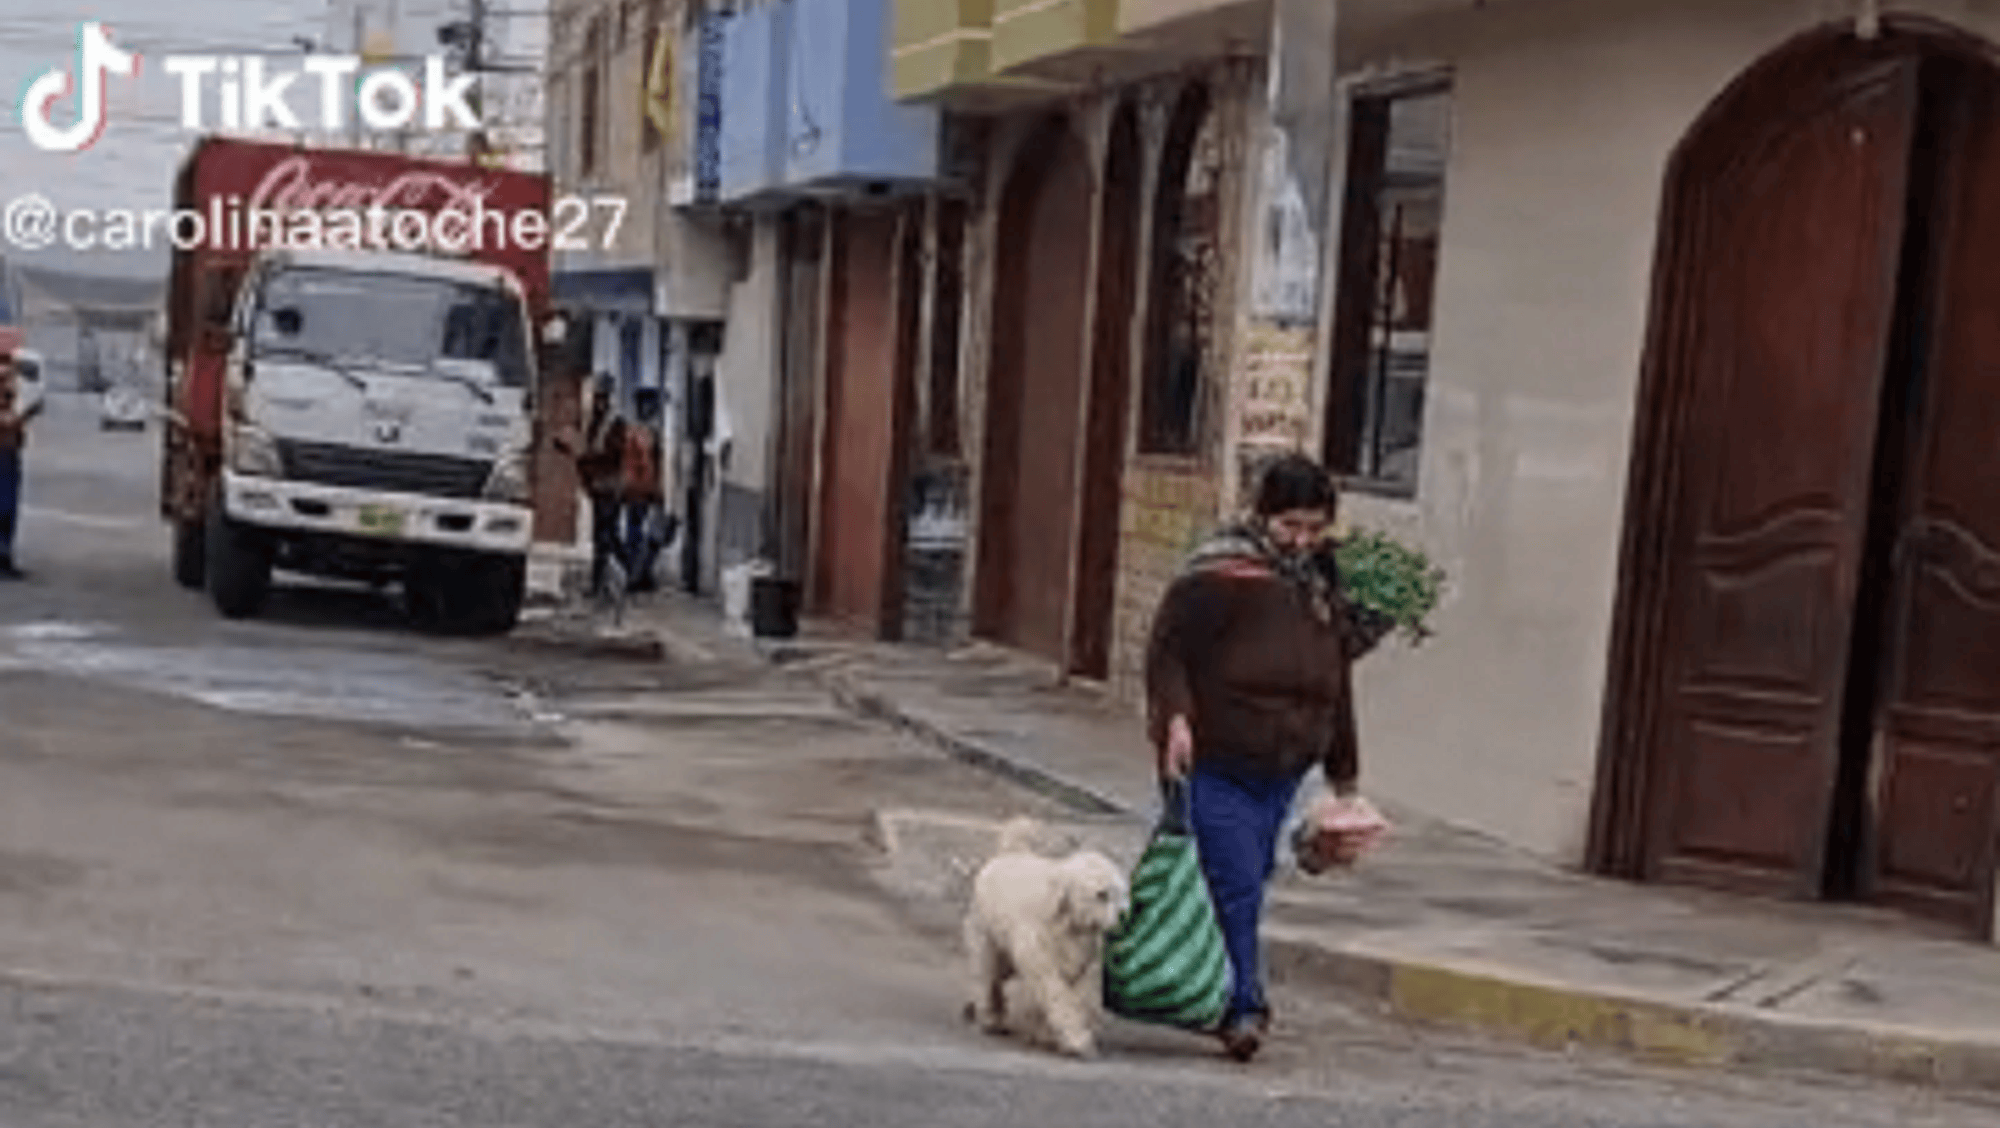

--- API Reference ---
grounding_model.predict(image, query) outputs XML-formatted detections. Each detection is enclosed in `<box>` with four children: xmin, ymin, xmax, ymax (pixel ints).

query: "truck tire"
<box><xmin>172</xmin><ymin>518</ymin><xmax>206</xmax><ymax>590</ymax></box>
<box><xmin>468</xmin><ymin>555</ymin><xmax>527</xmax><ymax>635</ymax></box>
<box><xmin>205</xmin><ymin>505</ymin><xmax>272</xmax><ymax>619</ymax></box>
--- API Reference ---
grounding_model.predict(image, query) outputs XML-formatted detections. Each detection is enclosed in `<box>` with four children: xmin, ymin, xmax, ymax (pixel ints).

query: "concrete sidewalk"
<box><xmin>602</xmin><ymin>591</ymin><xmax>2000</xmax><ymax>1093</ymax></box>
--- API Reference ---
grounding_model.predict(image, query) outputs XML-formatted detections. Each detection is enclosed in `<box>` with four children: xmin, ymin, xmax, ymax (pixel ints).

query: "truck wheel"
<box><xmin>204</xmin><ymin>506</ymin><xmax>272</xmax><ymax>619</ymax></box>
<box><xmin>172</xmin><ymin>518</ymin><xmax>206</xmax><ymax>590</ymax></box>
<box><xmin>468</xmin><ymin>555</ymin><xmax>527</xmax><ymax>635</ymax></box>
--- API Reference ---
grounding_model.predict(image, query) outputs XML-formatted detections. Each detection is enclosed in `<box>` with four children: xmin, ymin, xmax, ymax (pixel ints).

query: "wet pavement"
<box><xmin>0</xmin><ymin>619</ymin><xmax>547</xmax><ymax>732</ymax></box>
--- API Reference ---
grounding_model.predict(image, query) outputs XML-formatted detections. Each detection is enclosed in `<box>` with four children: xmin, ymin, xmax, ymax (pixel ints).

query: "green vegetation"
<box><xmin>1331</xmin><ymin>530</ymin><xmax>1445</xmax><ymax>645</ymax></box>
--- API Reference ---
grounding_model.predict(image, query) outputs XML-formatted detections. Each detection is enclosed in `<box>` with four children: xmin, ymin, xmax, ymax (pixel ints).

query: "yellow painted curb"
<box><xmin>1387</xmin><ymin>962</ymin><xmax>1733</xmax><ymax>1067</ymax></box>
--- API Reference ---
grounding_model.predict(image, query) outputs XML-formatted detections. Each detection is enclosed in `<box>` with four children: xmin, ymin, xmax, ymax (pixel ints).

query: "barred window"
<box><xmin>1139</xmin><ymin>82</ymin><xmax>1223</xmax><ymax>457</ymax></box>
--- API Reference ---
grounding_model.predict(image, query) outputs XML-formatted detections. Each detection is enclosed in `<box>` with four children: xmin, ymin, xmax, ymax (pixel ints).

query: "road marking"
<box><xmin>20</xmin><ymin>506</ymin><xmax>150</xmax><ymax>531</ymax></box>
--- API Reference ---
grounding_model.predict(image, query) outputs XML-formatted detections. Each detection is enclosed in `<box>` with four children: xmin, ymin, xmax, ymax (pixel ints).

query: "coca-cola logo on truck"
<box><xmin>247</xmin><ymin>156</ymin><xmax>500</xmax><ymax>217</ymax></box>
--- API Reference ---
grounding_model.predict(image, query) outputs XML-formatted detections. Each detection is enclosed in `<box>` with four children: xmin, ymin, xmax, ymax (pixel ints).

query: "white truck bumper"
<box><xmin>222</xmin><ymin>471</ymin><xmax>532</xmax><ymax>556</ymax></box>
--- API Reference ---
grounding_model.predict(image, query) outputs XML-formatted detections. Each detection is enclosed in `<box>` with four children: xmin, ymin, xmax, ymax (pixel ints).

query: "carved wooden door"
<box><xmin>1642</xmin><ymin>56</ymin><xmax>1921</xmax><ymax>897</ymax></box>
<box><xmin>1865</xmin><ymin>56</ymin><xmax>2000</xmax><ymax>937</ymax></box>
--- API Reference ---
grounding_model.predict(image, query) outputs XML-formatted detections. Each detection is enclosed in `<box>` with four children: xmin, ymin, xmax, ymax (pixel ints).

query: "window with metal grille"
<box><xmin>1138</xmin><ymin>82</ymin><xmax>1223</xmax><ymax>457</ymax></box>
<box><xmin>1324</xmin><ymin>79</ymin><xmax>1453</xmax><ymax>498</ymax></box>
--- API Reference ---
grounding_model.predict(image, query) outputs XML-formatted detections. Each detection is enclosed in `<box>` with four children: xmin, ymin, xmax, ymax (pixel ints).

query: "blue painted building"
<box><xmin>652</xmin><ymin>0</ymin><xmax>954</xmax><ymax>608</ymax></box>
<box><xmin>714</xmin><ymin>0</ymin><xmax>939</xmax><ymax>206</ymax></box>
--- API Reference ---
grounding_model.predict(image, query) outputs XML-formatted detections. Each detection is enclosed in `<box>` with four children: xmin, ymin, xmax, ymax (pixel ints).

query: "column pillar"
<box><xmin>1222</xmin><ymin>0</ymin><xmax>1340</xmax><ymax>509</ymax></box>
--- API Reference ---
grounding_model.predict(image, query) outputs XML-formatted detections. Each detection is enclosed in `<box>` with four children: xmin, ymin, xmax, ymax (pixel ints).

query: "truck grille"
<box><xmin>278</xmin><ymin>440</ymin><xmax>493</xmax><ymax>500</ymax></box>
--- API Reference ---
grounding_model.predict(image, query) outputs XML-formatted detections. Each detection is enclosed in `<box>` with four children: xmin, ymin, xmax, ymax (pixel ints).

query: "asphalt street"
<box><xmin>1</xmin><ymin>394</ymin><xmax>1995</xmax><ymax>1127</ymax></box>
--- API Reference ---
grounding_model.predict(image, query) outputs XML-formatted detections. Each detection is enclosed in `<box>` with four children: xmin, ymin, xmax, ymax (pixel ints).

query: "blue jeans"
<box><xmin>1188</xmin><ymin>762</ymin><xmax>1304</xmax><ymax>1024</ymax></box>
<box><xmin>622</xmin><ymin>501</ymin><xmax>662</xmax><ymax>588</ymax></box>
<box><xmin>0</xmin><ymin>448</ymin><xmax>19</xmax><ymax>561</ymax></box>
<box><xmin>589</xmin><ymin>490</ymin><xmax>622</xmax><ymax>595</ymax></box>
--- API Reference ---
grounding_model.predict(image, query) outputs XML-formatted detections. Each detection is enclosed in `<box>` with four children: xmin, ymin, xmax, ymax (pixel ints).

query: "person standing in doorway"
<box><xmin>1144</xmin><ymin>452</ymin><xmax>1365</xmax><ymax>1062</ymax></box>
<box><xmin>0</xmin><ymin>350</ymin><xmax>44</xmax><ymax>580</ymax></box>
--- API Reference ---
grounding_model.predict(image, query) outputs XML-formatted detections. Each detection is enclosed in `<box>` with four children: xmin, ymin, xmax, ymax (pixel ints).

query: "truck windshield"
<box><xmin>253</xmin><ymin>267</ymin><xmax>530</xmax><ymax>387</ymax></box>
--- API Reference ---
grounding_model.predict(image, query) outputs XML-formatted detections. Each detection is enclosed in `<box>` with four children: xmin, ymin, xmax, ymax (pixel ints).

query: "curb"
<box><xmin>817</xmin><ymin>669</ymin><xmax>1134</xmax><ymax>820</ymax></box>
<box><xmin>1261</xmin><ymin>931</ymin><xmax>2000</xmax><ymax>1093</ymax></box>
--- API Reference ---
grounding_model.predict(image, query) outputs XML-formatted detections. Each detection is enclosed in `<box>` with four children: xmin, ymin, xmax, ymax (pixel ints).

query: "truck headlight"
<box><xmin>482</xmin><ymin>453</ymin><xmax>531</xmax><ymax>504</ymax></box>
<box><xmin>228</xmin><ymin>425</ymin><xmax>284</xmax><ymax>478</ymax></box>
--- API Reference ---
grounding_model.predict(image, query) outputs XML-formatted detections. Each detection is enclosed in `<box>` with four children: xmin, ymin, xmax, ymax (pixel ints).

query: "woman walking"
<box><xmin>1144</xmin><ymin>452</ymin><xmax>1363</xmax><ymax>1062</ymax></box>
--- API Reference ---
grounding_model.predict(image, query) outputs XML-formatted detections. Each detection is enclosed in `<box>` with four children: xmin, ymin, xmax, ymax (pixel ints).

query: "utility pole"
<box><xmin>350</xmin><ymin>2</ymin><xmax>365</xmax><ymax>148</ymax></box>
<box><xmin>441</xmin><ymin>0</ymin><xmax>547</xmax><ymax>169</ymax></box>
<box><xmin>469</xmin><ymin>0</ymin><xmax>493</xmax><ymax>164</ymax></box>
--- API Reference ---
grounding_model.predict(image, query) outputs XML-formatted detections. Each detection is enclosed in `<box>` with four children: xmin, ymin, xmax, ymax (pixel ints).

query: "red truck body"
<box><xmin>162</xmin><ymin>137</ymin><xmax>563</xmax><ymax>533</ymax></box>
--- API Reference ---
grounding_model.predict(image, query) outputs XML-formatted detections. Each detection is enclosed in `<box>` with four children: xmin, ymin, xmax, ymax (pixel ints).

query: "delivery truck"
<box><xmin>161</xmin><ymin>137</ymin><xmax>556</xmax><ymax>632</ymax></box>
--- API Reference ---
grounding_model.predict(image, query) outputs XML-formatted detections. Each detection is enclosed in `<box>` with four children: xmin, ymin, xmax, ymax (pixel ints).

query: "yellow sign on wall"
<box><xmin>644</xmin><ymin>30</ymin><xmax>680</xmax><ymax>146</ymax></box>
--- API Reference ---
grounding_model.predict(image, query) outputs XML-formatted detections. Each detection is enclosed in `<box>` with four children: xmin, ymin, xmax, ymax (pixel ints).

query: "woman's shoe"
<box><xmin>1218</xmin><ymin>1012</ymin><xmax>1266</xmax><ymax>1062</ymax></box>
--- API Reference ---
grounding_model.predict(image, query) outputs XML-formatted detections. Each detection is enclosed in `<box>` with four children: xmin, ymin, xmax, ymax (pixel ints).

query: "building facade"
<box><xmin>546</xmin><ymin>0</ymin><xmax>2000</xmax><ymax>944</ymax></box>
<box><xmin>872</xmin><ymin>0</ymin><xmax>2000</xmax><ymax>945</ymax></box>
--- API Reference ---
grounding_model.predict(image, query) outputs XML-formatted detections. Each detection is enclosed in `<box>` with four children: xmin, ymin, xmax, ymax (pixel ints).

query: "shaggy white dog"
<box><xmin>961</xmin><ymin>817</ymin><xmax>1130</xmax><ymax>1058</ymax></box>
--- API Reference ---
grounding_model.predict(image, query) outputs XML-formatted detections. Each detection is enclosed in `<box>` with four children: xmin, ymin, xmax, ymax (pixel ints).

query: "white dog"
<box><xmin>961</xmin><ymin>816</ymin><xmax>1130</xmax><ymax>1058</ymax></box>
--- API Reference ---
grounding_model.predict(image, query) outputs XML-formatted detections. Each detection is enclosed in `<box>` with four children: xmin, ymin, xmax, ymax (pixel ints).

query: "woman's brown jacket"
<box><xmin>1144</xmin><ymin>555</ymin><xmax>1361</xmax><ymax>790</ymax></box>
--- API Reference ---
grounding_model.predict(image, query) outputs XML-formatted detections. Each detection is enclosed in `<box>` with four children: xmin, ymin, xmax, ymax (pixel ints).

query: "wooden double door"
<box><xmin>1600</xmin><ymin>26</ymin><xmax>2000</xmax><ymax>938</ymax></box>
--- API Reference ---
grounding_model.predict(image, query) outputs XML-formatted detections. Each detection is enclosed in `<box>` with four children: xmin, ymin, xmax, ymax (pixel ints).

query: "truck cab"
<box><xmin>196</xmin><ymin>247</ymin><xmax>538</xmax><ymax>631</ymax></box>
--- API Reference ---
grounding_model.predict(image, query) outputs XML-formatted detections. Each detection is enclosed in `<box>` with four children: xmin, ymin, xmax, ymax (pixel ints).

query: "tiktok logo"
<box><xmin>20</xmin><ymin>23</ymin><xmax>141</xmax><ymax>153</ymax></box>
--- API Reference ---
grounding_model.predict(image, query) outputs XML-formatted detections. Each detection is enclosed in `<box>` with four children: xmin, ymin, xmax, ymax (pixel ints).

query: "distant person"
<box><xmin>621</xmin><ymin>389</ymin><xmax>672</xmax><ymax>593</ymax></box>
<box><xmin>0</xmin><ymin>350</ymin><xmax>45</xmax><ymax>579</ymax></box>
<box><xmin>556</xmin><ymin>373</ymin><xmax>628</xmax><ymax>598</ymax></box>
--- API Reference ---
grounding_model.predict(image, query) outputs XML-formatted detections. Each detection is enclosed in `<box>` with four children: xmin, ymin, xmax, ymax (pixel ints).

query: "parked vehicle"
<box><xmin>161</xmin><ymin>137</ymin><xmax>554</xmax><ymax>633</ymax></box>
<box><xmin>100</xmin><ymin>382</ymin><xmax>148</xmax><ymax>431</ymax></box>
<box><xmin>10</xmin><ymin>347</ymin><xmax>44</xmax><ymax>416</ymax></box>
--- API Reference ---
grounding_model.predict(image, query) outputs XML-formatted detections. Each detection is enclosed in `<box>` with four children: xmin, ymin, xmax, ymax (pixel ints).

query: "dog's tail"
<box><xmin>994</xmin><ymin>815</ymin><xmax>1043</xmax><ymax>856</ymax></box>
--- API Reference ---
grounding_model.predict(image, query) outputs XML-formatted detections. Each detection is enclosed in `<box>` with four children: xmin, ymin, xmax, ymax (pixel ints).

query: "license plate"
<box><xmin>356</xmin><ymin>504</ymin><xmax>406</xmax><ymax>536</ymax></box>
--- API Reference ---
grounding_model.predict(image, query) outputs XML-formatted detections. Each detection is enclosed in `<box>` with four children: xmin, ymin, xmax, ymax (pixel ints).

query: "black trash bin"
<box><xmin>749</xmin><ymin>576</ymin><xmax>801</xmax><ymax>639</ymax></box>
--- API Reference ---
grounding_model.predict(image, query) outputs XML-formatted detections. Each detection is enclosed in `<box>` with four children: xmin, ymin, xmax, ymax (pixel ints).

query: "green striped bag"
<box><xmin>1101</xmin><ymin>778</ymin><xmax>1232</xmax><ymax>1031</ymax></box>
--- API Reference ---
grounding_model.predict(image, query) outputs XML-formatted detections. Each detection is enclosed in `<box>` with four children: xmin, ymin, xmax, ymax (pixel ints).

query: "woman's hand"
<box><xmin>1162</xmin><ymin>714</ymin><xmax>1195</xmax><ymax>780</ymax></box>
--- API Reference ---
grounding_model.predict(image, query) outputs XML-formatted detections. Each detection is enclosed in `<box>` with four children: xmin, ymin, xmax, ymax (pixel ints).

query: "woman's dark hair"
<box><xmin>1253</xmin><ymin>452</ymin><xmax>1338</xmax><ymax>517</ymax></box>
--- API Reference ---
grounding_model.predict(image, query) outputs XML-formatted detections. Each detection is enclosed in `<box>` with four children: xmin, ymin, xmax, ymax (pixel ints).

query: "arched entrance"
<box><xmin>1592</xmin><ymin>19</ymin><xmax>2000</xmax><ymax>939</ymax></box>
<box><xmin>974</xmin><ymin>117</ymin><xmax>1095</xmax><ymax>664</ymax></box>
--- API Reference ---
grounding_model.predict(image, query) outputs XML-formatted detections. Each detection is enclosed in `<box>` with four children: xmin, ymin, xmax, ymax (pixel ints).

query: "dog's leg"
<box><xmin>1079</xmin><ymin>952</ymin><xmax>1106</xmax><ymax>1031</ymax></box>
<box><xmin>962</xmin><ymin>919</ymin><xmax>1009</xmax><ymax>1034</ymax></box>
<box><xmin>1012</xmin><ymin>931</ymin><xmax>1096</xmax><ymax>1059</ymax></box>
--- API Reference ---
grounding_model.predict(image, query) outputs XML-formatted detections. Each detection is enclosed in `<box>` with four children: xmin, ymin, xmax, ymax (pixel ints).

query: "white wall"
<box><xmin>1329</xmin><ymin>0</ymin><xmax>2000</xmax><ymax>861</ymax></box>
<box><xmin>716</xmin><ymin>219</ymin><xmax>782</xmax><ymax>495</ymax></box>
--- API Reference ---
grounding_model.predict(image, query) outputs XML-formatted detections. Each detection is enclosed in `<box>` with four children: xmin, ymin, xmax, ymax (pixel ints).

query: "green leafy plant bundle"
<box><xmin>1329</xmin><ymin>529</ymin><xmax>1445</xmax><ymax>645</ymax></box>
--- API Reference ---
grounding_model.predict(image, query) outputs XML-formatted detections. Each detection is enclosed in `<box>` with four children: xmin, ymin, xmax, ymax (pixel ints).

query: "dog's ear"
<box><xmin>1055</xmin><ymin>877</ymin><xmax>1081</xmax><ymax>927</ymax></box>
<box><xmin>1056</xmin><ymin>873</ymin><xmax>1097</xmax><ymax>931</ymax></box>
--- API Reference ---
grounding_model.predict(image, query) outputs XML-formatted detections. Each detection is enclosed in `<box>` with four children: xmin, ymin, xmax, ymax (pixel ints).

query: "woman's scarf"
<box><xmin>1181</xmin><ymin>518</ymin><xmax>1339</xmax><ymax>624</ymax></box>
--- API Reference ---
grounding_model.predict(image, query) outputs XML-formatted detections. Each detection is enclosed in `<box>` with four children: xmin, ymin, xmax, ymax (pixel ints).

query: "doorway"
<box><xmin>1592</xmin><ymin>22</ymin><xmax>2000</xmax><ymax>939</ymax></box>
<box><xmin>973</xmin><ymin>117</ymin><xmax>1095</xmax><ymax>665</ymax></box>
<box><xmin>813</xmin><ymin>208</ymin><xmax>910</xmax><ymax>633</ymax></box>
